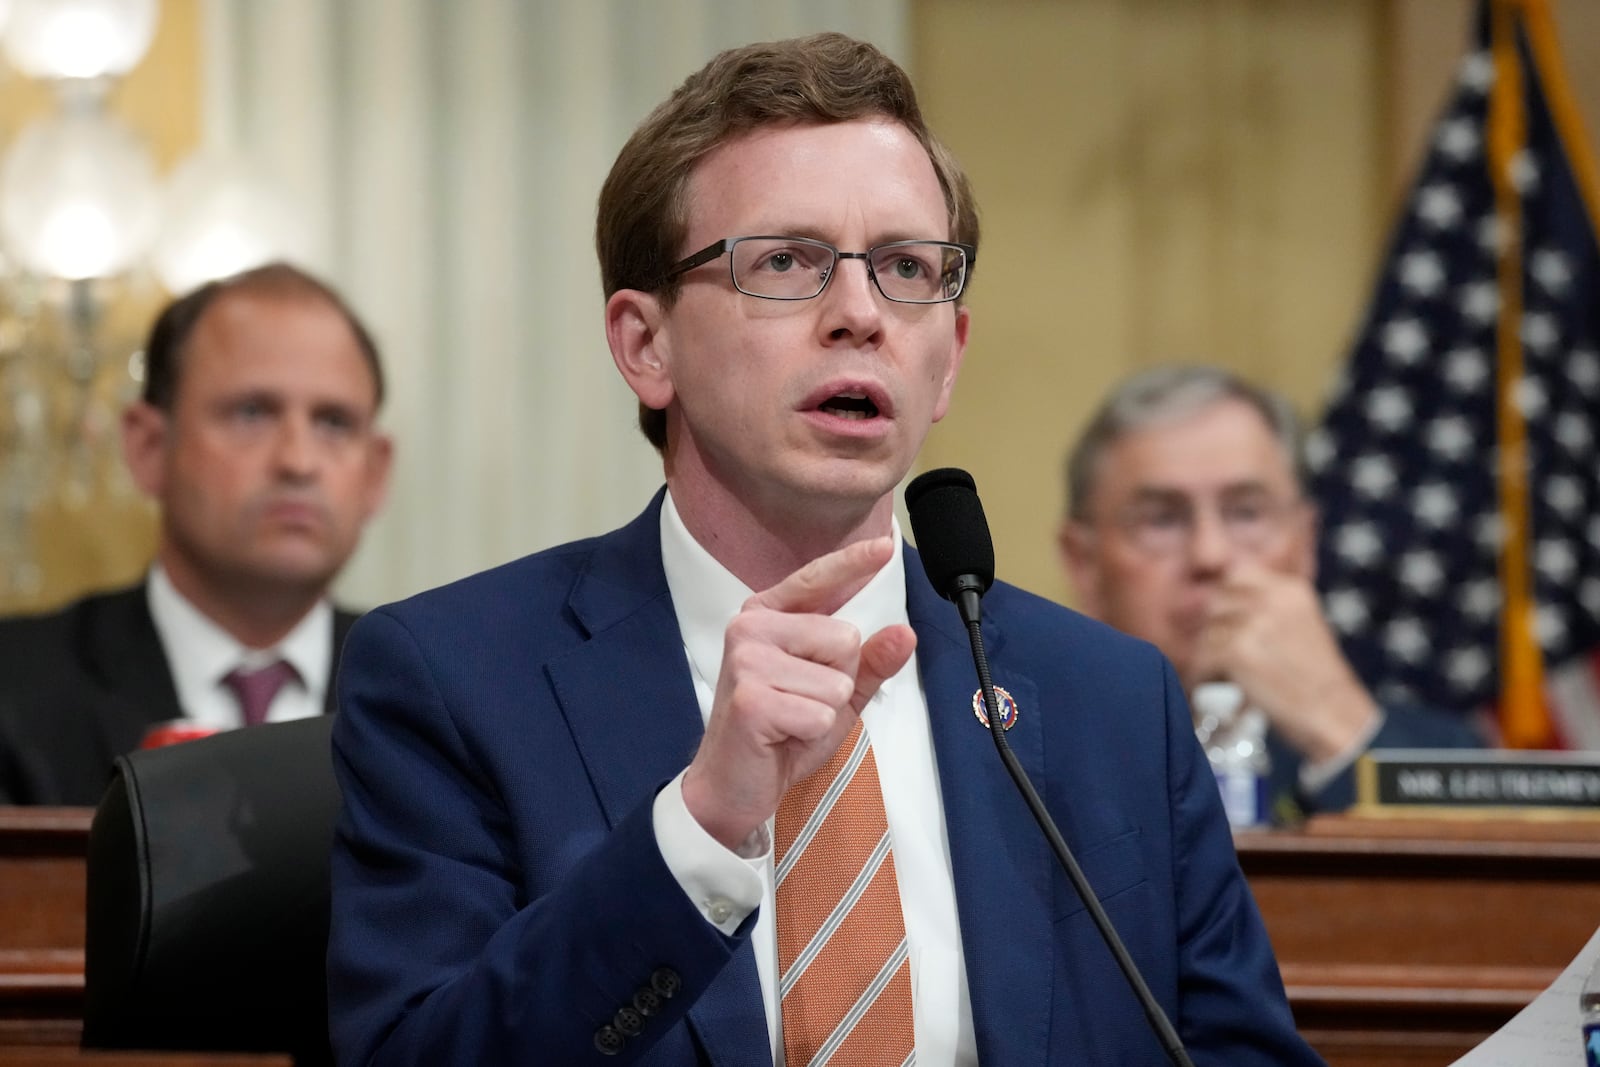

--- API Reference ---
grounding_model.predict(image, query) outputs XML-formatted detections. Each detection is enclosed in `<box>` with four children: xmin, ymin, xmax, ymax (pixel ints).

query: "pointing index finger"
<box><xmin>749</xmin><ymin>536</ymin><xmax>895</xmax><ymax>617</ymax></box>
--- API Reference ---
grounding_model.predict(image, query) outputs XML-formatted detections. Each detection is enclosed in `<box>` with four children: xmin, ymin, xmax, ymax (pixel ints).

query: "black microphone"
<box><xmin>904</xmin><ymin>468</ymin><xmax>1195</xmax><ymax>1067</ymax></box>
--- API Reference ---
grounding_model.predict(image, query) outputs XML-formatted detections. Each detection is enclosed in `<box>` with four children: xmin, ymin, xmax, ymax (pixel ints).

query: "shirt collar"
<box><xmin>146</xmin><ymin>563</ymin><xmax>333</xmax><ymax>703</ymax></box>
<box><xmin>658</xmin><ymin>490</ymin><xmax>908</xmax><ymax>692</ymax></box>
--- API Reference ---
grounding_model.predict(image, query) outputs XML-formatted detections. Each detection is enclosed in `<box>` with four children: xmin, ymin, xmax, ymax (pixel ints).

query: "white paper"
<box><xmin>1450</xmin><ymin>921</ymin><xmax>1600</xmax><ymax>1064</ymax></box>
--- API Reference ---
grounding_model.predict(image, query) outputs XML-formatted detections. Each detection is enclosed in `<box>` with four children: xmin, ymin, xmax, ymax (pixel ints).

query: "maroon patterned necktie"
<box><xmin>222</xmin><ymin>660</ymin><xmax>299</xmax><ymax>727</ymax></box>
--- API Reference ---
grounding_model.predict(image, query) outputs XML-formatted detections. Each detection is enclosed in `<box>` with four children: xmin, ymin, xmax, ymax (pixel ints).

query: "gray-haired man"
<box><xmin>1058</xmin><ymin>365</ymin><xmax>1480</xmax><ymax>815</ymax></box>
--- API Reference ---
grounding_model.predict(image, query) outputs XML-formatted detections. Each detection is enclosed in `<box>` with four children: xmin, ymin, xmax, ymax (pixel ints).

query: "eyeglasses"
<box><xmin>1110</xmin><ymin>494</ymin><xmax>1302</xmax><ymax>558</ymax></box>
<box><xmin>661</xmin><ymin>235</ymin><xmax>975</xmax><ymax>304</ymax></box>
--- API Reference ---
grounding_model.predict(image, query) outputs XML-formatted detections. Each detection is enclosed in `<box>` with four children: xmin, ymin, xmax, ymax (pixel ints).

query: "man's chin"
<box><xmin>236</xmin><ymin>546</ymin><xmax>345</xmax><ymax>596</ymax></box>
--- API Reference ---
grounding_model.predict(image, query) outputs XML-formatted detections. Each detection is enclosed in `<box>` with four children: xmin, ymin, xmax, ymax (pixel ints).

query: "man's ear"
<box><xmin>120</xmin><ymin>401</ymin><xmax>169</xmax><ymax>499</ymax></box>
<box><xmin>359</xmin><ymin>433</ymin><xmax>395</xmax><ymax>521</ymax></box>
<box><xmin>1057</xmin><ymin>518</ymin><xmax>1102</xmax><ymax>616</ymax></box>
<box><xmin>605</xmin><ymin>289</ymin><xmax>674</xmax><ymax>412</ymax></box>
<box><xmin>930</xmin><ymin>303</ymin><xmax>971</xmax><ymax>423</ymax></box>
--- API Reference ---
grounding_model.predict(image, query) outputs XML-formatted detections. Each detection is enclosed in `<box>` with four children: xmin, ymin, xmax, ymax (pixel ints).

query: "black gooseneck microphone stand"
<box><xmin>906</xmin><ymin>468</ymin><xmax>1194</xmax><ymax>1067</ymax></box>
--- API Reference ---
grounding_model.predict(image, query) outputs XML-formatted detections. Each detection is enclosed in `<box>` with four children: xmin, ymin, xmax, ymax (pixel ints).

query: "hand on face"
<box><xmin>681</xmin><ymin>536</ymin><xmax>917</xmax><ymax>851</ymax></box>
<box><xmin>1190</xmin><ymin>563</ymin><xmax>1379</xmax><ymax>764</ymax></box>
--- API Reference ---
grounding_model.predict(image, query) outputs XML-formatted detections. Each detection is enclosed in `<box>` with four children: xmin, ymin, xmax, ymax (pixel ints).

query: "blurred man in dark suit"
<box><xmin>1059</xmin><ymin>365</ymin><xmax>1481</xmax><ymax>816</ymax></box>
<box><xmin>0</xmin><ymin>263</ymin><xmax>393</xmax><ymax>805</ymax></box>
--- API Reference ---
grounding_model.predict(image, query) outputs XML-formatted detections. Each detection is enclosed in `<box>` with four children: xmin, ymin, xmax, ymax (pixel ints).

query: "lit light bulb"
<box><xmin>1</xmin><ymin>0</ymin><xmax>156</xmax><ymax>81</ymax></box>
<box><xmin>0</xmin><ymin>109</ymin><xmax>158</xmax><ymax>280</ymax></box>
<box><xmin>153</xmin><ymin>152</ymin><xmax>310</xmax><ymax>293</ymax></box>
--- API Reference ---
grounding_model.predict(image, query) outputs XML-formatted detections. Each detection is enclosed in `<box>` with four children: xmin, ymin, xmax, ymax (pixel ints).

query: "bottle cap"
<box><xmin>1191</xmin><ymin>681</ymin><xmax>1244</xmax><ymax>723</ymax></box>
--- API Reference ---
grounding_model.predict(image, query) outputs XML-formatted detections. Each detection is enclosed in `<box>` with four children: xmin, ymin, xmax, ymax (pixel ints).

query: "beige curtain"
<box><xmin>200</xmin><ymin>0</ymin><xmax>909</xmax><ymax>606</ymax></box>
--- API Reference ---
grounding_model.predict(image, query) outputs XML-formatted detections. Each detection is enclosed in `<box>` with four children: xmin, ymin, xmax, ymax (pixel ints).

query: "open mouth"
<box><xmin>818</xmin><ymin>392</ymin><xmax>880</xmax><ymax>420</ymax></box>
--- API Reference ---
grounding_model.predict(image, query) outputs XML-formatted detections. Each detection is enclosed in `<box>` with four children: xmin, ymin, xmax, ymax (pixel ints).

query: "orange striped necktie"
<box><xmin>774</xmin><ymin>718</ymin><xmax>916</xmax><ymax>1067</ymax></box>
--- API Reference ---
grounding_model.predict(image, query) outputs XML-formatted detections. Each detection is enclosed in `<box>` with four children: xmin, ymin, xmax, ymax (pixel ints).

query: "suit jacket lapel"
<box><xmin>327</xmin><ymin>609</ymin><xmax>359</xmax><ymax>715</ymax></box>
<box><xmin>79</xmin><ymin>584</ymin><xmax>185</xmax><ymax>754</ymax></box>
<box><xmin>544</xmin><ymin>491</ymin><xmax>769</xmax><ymax>1067</ymax></box>
<box><xmin>906</xmin><ymin>549</ymin><xmax>1052</xmax><ymax>1067</ymax></box>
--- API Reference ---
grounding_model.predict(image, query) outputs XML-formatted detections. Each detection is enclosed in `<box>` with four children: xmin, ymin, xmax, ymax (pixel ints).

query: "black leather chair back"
<box><xmin>83</xmin><ymin>716</ymin><xmax>339</xmax><ymax>1066</ymax></box>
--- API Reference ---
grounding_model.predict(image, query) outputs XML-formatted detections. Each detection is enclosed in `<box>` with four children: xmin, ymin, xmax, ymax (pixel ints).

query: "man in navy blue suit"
<box><xmin>327</xmin><ymin>34</ymin><xmax>1325</xmax><ymax>1066</ymax></box>
<box><xmin>1058</xmin><ymin>365</ymin><xmax>1482</xmax><ymax>818</ymax></box>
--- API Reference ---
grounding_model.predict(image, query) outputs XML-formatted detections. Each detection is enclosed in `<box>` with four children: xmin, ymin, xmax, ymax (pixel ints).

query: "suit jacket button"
<box><xmin>632</xmin><ymin>987</ymin><xmax>662</xmax><ymax>1016</ymax></box>
<box><xmin>614</xmin><ymin>1006</ymin><xmax>644</xmax><ymax>1037</ymax></box>
<box><xmin>594</xmin><ymin>1025</ymin><xmax>624</xmax><ymax>1055</ymax></box>
<box><xmin>651</xmin><ymin>967</ymin><xmax>681</xmax><ymax>998</ymax></box>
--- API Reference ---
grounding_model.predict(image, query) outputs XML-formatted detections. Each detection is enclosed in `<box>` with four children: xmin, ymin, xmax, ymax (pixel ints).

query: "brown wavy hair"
<box><xmin>596</xmin><ymin>32</ymin><xmax>980</xmax><ymax>452</ymax></box>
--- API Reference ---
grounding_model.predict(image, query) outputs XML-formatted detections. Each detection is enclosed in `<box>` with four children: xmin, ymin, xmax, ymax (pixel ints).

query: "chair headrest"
<box><xmin>84</xmin><ymin>716</ymin><xmax>339</xmax><ymax>1066</ymax></box>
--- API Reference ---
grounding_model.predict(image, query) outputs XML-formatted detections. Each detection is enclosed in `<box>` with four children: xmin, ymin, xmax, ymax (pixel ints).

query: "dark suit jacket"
<box><xmin>327</xmin><ymin>493</ymin><xmax>1323</xmax><ymax>1066</ymax></box>
<box><xmin>1273</xmin><ymin>702</ymin><xmax>1484</xmax><ymax>816</ymax></box>
<box><xmin>0</xmin><ymin>583</ymin><xmax>357</xmax><ymax>806</ymax></box>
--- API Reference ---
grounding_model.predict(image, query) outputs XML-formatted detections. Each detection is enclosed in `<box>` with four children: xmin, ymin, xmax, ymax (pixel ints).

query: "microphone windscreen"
<box><xmin>904</xmin><ymin>467</ymin><xmax>995</xmax><ymax>599</ymax></box>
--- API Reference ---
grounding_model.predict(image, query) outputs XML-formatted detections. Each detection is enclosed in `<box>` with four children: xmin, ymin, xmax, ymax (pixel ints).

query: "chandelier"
<box><xmin>0</xmin><ymin>0</ymin><xmax>305</xmax><ymax>607</ymax></box>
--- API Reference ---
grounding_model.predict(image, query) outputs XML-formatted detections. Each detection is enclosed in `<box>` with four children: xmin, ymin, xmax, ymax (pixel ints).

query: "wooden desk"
<box><xmin>0</xmin><ymin>809</ymin><xmax>89</xmax><ymax>1049</ymax></box>
<box><xmin>0</xmin><ymin>1053</ymin><xmax>289</xmax><ymax>1066</ymax></box>
<box><xmin>0</xmin><ymin>812</ymin><xmax>290</xmax><ymax>1067</ymax></box>
<box><xmin>1237</xmin><ymin>814</ymin><xmax>1600</xmax><ymax>1067</ymax></box>
<box><xmin>6</xmin><ymin>806</ymin><xmax>1598</xmax><ymax>1066</ymax></box>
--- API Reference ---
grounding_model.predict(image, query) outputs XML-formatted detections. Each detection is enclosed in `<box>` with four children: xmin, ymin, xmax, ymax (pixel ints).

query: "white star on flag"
<box><xmin>1554</xmin><ymin>412</ymin><xmax>1591</xmax><ymax>452</ymax></box>
<box><xmin>1303</xmin><ymin>427</ymin><xmax>1336</xmax><ymax>473</ymax></box>
<box><xmin>1569</xmin><ymin>349</ymin><xmax>1600</xmax><ymax>392</ymax></box>
<box><xmin>1521</xmin><ymin>312</ymin><xmax>1559</xmax><ymax>355</ymax></box>
<box><xmin>1444</xmin><ymin>347</ymin><xmax>1489</xmax><ymax>391</ymax></box>
<box><xmin>1384</xmin><ymin>617</ymin><xmax>1430</xmax><ymax>663</ymax></box>
<box><xmin>1366</xmin><ymin>386</ymin><xmax>1414</xmax><ymax>432</ymax></box>
<box><xmin>1351</xmin><ymin>455</ymin><xmax>1399</xmax><ymax>500</ymax></box>
<box><xmin>1399</xmin><ymin>250</ymin><xmax>1448</xmax><ymax>297</ymax></box>
<box><xmin>1400</xmin><ymin>549</ymin><xmax>1447</xmax><ymax>596</ymax></box>
<box><xmin>1334</xmin><ymin>521</ymin><xmax>1384</xmax><ymax>567</ymax></box>
<box><xmin>1446</xmin><ymin>648</ymin><xmax>1491</xmax><ymax>691</ymax></box>
<box><xmin>1381</xmin><ymin>318</ymin><xmax>1429</xmax><ymax>364</ymax></box>
<box><xmin>1458</xmin><ymin>280</ymin><xmax>1499</xmax><ymax>324</ymax></box>
<box><xmin>1435</xmin><ymin>116</ymin><xmax>1480</xmax><ymax>162</ymax></box>
<box><xmin>1513</xmin><ymin>376</ymin><xmax>1548</xmax><ymax>419</ymax></box>
<box><xmin>1544</xmin><ymin>475</ymin><xmax>1583</xmax><ymax>519</ymax></box>
<box><xmin>1416</xmin><ymin>184</ymin><xmax>1465</xmax><ymax>229</ymax></box>
<box><xmin>1413</xmin><ymin>483</ymin><xmax>1460</xmax><ymax>528</ymax></box>
<box><xmin>1536</xmin><ymin>604</ymin><xmax>1568</xmax><ymax>650</ymax></box>
<box><xmin>1426</xmin><ymin>415</ymin><xmax>1476</xmax><ymax>461</ymax></box>
<box><xmin>1536</xmin><ymin>539</ymin><xmax>1578</xmax><ymax>583</ymax></box>
<box><xmin>1531</xmin><ymin>249</ymin><xmax>1572</xmax><ymax>294</ymax></box>
<box><xmin>1460</xmin><ymin>578</ymin><xmax>1500</xmax><ymax>622</ymax></box>
<box><xmin>1510</xmin><ymin>150</ymin><xmax>1541</xmax><ymax>194</ymax></box>
<box><xmin>1324</xmin><ymin>588</ymin><xmax>1371</xmax><ymax>635</ymax></box>
<box><xmin>1458</xmin><ymin>51</ymin><xmax>1493</xmax><ymax>93</ymax></box>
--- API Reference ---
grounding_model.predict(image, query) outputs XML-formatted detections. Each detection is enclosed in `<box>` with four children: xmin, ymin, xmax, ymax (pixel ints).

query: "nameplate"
<box><xmin>1357</xmin><ymin>749</ymin><xmax>1600</xmax><ymax>813</ymax></box>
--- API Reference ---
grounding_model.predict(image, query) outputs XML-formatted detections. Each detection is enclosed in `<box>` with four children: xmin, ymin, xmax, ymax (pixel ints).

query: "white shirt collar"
<box><xmin>658</xmin><ymin>490</ymin><xmax>908</xmax><ymax>696</ymax></box>
<box><xmin>145</xmin><ymin>563</ymin><xmax>333</xmax><ymax>719</ymax></box>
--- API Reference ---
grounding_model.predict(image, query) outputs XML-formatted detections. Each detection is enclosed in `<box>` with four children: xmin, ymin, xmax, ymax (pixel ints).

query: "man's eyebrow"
<box><xmin>1122</xmin><ymin>481</ymin><xmax>1278</xmax><ymax>505</ymax></box>
<box><xmin>1124</xmin><ymin>486</ymin><xmax>1190</xmax><ymax>507</ymax></box>
<box><xmin>1217</xmin><ymin>480</ymin><xmax>1277</xmax><ymax>500</ymax></box>
<box><xmin>214</xmin><ymin>388</ymin><xmax>281</xmax><ymax>406</ymax></box>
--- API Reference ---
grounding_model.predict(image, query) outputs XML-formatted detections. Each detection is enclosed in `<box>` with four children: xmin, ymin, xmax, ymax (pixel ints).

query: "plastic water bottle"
<box><xmin>1192</xmin><ymin>682</ymin><xmax>1272</xmax><ymax>829</ymax></box>
<box><xmin>1581</xmin><ymin>951</ymin><xmax>1600</xmax><ymax>1066</ymax></box>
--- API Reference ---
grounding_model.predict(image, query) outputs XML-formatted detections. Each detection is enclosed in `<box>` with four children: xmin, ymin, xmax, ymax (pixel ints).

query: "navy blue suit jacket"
<box><xmin>327</xmin><ymin>494</ymin><xmax>1323</xmax><ymax>1066</ymax></box>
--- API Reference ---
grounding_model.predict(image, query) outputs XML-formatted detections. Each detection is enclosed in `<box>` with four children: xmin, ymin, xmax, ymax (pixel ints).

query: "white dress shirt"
<box><xmin>651</xmin><ymin>492</ymin><xmax>978</xmax><ymax>1065</ymax></box>
<box><xmin>145</xmin><ymin>564</ymin><xmax>332</xmax><ymax>730</ymax></box>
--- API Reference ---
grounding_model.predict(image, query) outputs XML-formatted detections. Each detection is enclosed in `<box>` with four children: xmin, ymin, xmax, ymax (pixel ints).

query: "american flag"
<box><xmin>1308</xmin><ymin>0</ymin><xmax>1600</xmax><ymax>749</ymax></box>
